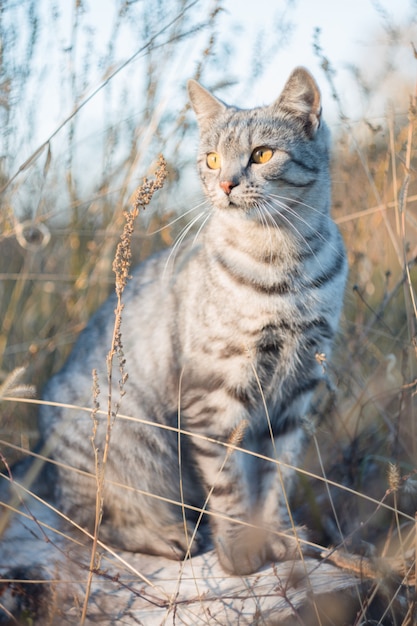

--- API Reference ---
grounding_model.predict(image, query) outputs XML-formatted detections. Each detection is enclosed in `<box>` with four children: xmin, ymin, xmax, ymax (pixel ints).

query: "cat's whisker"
<box><xmin>262</xmin><ymin>199</ymin><xmax>323</xmax><ymax>267</ymax></box>
<box><xmin>266</xmin><ymin>197</ymin><xmax>322</xmax><ymax>240</ymax></box>
<box><xmin>268</xmin><ymin>192</ymin><xmax>339</xmax><ymax>241</ymax></box>
<box><xmin>146</xmin><ymin>200</ymin><xmax>208</xmax><ymax>236</ymax></box>
<box><xmin>266</xmin><ymin>196</ymin><xmax>342</xmax><ymax>257</ymax></box>
<box><xmin>266</xmin><ymin>195</ymin><xmax>322</xmax><ymax>230</ymax></box>
<box><xmin>262</xmin><ymin>198</ymin><xmax>340</xmax><ymax>278</ymax></box>
<box><xmin>164</xmin><ymin>210</ymin><xmax>209</xmax><ymax>274</ymax></box>
<box><xmin>192</xmin><ymin>212</ymin><xmax>211</xmax><ymax>247</ymax></box>
<box><xmin>268</xmin><ymin>193</ymin><xmax>331</xmax><ymax>218</ymax></box>
<box><xmin>166</xmin><ymin>211</ymin><xmax>206</xmax><ymax>259</ymax></box>
<box><xmin>254</xmin><ymin>202</ymin><xmax>279</xmax><ymax>264</ymax></box>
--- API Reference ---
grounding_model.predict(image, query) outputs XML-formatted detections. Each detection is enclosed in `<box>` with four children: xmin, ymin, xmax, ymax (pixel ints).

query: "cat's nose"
<box><xmin>219</xmin><ymin>180</ymin><xmax>237</xmax><ymax>195</ymax></box>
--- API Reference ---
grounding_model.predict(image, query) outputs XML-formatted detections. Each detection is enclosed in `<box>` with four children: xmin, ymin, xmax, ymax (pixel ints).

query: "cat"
<box><xmin>39</xmin><ymin>67</ymin><xmax>347</xmax><ymax>576</ymax></box>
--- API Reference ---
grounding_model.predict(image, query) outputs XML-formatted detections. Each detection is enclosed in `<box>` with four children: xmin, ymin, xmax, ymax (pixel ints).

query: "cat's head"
<box><xmin>188</xmin><ymin>68</ymin><xmax>331</xmax><ymax>229</ymax></box>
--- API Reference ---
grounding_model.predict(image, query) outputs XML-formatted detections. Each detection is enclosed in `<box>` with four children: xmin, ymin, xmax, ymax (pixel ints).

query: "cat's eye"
<box><xmin>251</xmin><ymin>147</ymin><xmax>273</xmax><ymax>164</ymax></box>
<box><xmin>206</xmin><ymin>152</ymin><xmax>221</xmax><ymax>170</ymax></box>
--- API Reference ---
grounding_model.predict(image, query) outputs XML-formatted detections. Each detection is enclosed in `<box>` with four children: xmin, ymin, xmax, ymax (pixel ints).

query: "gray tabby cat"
<box><xmin>39</xmin><ymin>67</ymin><xmax>347</xmax><ymax>575</ymax></box>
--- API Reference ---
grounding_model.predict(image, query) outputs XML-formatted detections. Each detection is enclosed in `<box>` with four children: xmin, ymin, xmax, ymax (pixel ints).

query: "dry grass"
<box><xmin>79</xmin><ymin>156</ymin><xmax>168</xmax><ymax>624</ymax></box>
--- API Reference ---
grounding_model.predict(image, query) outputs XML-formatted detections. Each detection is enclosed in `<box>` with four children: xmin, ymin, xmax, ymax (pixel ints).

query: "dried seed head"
<box><xmin>388</xmin><ymin>463</ymin><xmax>401</xmax><ymax>493</ymax></box>
<box><xmin>315</xmin><ymin>352</ymin><xmax>327</xmax><ymax>373</ymax></box>
<box><xmin>228</xmin><ymin>419</ymin><xmax>249</xmax><ymax>448</ymax></box>
<box><xmin>112</xmin><ymin>208</ymin><xmax>137</xmax><ymax>297</ymax></box>
<box><xmin>0</xmin><ymin>367</ymin><xmax>35</xmax><ymax>399</ymax></box>
<box><xmin>133</xmin><ymin>155</ymin><xmax>167</xmax><ymax>211</ymax></box>
<box><xmin>113</xmin><ymin>155</ymin><xmax>167</xmax><ymax>298</ymax></box>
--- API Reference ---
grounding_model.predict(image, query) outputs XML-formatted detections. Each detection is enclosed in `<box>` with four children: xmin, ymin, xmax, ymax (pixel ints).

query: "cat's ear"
<box><xmin>275</xmin><ymin>67</ymin><xmax>322</xmax><ymax>137</ymax></box>
<box><xmin>188</xmin><ymin>80</ymin><xmax>226</xmax><ymax>127</ymax></box>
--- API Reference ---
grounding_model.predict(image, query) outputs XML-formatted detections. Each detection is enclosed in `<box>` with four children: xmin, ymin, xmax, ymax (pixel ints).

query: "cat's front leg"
<box><xmin>256</xmin><ymin>425</ymin><xmax>306</xmax><ymax>564</ymax></box>
<box><xmin>193</xmin><ymin>421</ymin><xmax>305</xmax><ymax>575</ymax></box>
<box><xmin>193</xmin><ymin>437</ymin><xmax>264</xmax><ymax>574</ymax></box>
<box><xmin>187</xmin><ymin>400</ymin><xmax>255</xmax><ymax>574</ymax></box>
<box><xmin>189</xmin><ymin>416</ymin><xmax>273</xmax><ymax>575</ymax></box>
<box><xmin>208</xmin><ymin>446</ymin><xmax>302</xmax><ymax>575</ymax></box>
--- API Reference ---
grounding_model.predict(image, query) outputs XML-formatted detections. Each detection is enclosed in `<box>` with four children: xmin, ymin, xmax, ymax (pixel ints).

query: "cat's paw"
<box><xmin>214</xmin><ymin>524</ymin><xmax>270</xmax><ymax>575</ymax></box>
<box><xmin>214</xmin><ymin>525</ymin><xmax>304</xmax><ymax>575</ymax></box>
<box><xmin>268</xmin><ymin>526</ymin><xmax>304</xmax><ymax>562</ymax></box>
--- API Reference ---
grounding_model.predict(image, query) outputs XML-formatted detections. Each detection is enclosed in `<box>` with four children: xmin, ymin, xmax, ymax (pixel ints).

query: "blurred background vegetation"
<box><xmin>0</xmin><ymin>0</ymin><xmax>416</xmax><ymax>620</ymax></box>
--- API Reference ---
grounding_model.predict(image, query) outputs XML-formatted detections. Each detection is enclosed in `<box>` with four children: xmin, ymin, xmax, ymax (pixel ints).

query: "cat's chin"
<box><xmin>218</xmin><ymin>204</ymin><xmax>254</xmax><ymax>219</ymax></box>
<box><xmin>215</xmin><ymin>203</ymin><xmax>269</xmax><ymax>224</ymax></box>
<box><xmin>211</xmin><ymin>195</ymin><xmax>238</xmax><ymax>210</ymax></box>
<box><xmin>212</xmin><ymin>196</ymin><xmax>255</xmax><ymax>214</ymax></box>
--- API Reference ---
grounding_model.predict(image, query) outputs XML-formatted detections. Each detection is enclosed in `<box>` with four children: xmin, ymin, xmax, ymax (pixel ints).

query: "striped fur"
<box><xmin>39</xmin><ymin>68</ymin><xmax>347</xmax><ymax>575</ymax></box>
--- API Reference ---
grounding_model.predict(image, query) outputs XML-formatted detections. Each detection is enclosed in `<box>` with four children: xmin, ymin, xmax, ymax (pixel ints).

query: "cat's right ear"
<box><xmin>187</xmin><ymin>80</ymin><xmax>226</xmax><ymax>127</ymax></box>
<box><xmin>275</xmin><ymin>67</ymin><xmax>322</xmax><ymax>137</ymax></box>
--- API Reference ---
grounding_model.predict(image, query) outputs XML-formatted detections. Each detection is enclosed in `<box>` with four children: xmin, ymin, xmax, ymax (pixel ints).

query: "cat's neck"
<box><xmin>203</xmin><ymin>207</ymin><xmax>300</xmax><ymax>265</ymax></box>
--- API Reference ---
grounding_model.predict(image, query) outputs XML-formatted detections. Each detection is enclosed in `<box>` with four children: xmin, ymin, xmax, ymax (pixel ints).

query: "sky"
<box><xmin>220</xmin><ymin>0</ymin><xmax>416</xmax><ymax>123</ymax></box>
<box><xmin>16</xmin><ymin>0</ymin><xmax>417</xmax><ymax>145</ymax></box>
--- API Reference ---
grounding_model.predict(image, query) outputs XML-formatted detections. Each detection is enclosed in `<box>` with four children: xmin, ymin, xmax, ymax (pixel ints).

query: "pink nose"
<box><xmin>220</xmin><ymin>180</ymin><xmax>237</xmax><ymax>195</ymax></box>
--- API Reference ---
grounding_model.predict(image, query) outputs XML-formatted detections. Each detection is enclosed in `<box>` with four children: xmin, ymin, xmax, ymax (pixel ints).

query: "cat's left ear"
<box><xmin>275</xmin><ymin>67</ymin><xmax>322</xmax><ymax>137</ymax></box>
<box><xmin>188</xmin><ymin>80</ymin><xmax>226</xmax><ymax>128</ymax></box>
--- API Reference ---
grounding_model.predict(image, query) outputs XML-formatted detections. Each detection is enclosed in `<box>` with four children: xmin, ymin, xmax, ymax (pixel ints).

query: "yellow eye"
<box><xmin>251</xmin><ymin>147</ymin><xmax>273</xmax><ymax>164</ymax></box>
<box><xmin>206</xmin><ymin>152</ymin><xmax>221</xmax><ymax>170</ymax></box>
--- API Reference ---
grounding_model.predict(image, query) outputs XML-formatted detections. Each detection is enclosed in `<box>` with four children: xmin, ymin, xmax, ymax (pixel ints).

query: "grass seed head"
<box><xmin>388</xmin><ymin>463</ymin><xmax>401</xmax><ymax>493</ymax></box>
<box><xmin>113</xmin><ymin>155</ymin><xmax>167</xmax><ymax>298</ymax></box>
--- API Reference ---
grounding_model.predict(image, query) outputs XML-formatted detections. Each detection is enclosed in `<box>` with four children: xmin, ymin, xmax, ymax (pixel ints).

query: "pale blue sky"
<box><xmin>221</xmin><ymin>0</ymin><xmax>416</xmax><ymax>122</ymax></box>
<box><xmin>24</xmin><ymin>0</ymin><xmax>416</xmax><ymax>149</ymax></box>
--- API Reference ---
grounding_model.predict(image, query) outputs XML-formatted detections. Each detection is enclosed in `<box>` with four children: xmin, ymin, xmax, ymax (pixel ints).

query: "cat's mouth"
<box><xmin>225</xmin><ymin>199</ymin><xmax>259</xmax><ymax>216</ymax></box>
<box><xmin>215</xmin><ymin>194</ymin><xmax>241</xmax><ymax>210</ymax></box>
<box><xmin>228</xmin><ymin>197</ymin><xmax>261</xmax><ymax>214</ymax></box>
<box><xmin>223</xmin><ymin>191</ymin><xmax>251</xmax><ymax>209</ymax></box>
<box><xmin>215</xmin><ymin>189</ymin><xmax>260</xmax><ymax>214</ymax></box>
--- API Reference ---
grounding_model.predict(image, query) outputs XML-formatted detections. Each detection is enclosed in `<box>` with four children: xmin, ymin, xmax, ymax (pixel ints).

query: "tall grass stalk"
<box><xmin>80</xmin><ymin>157</ymin><xmax>167</xmax><ymax>624</ymax></box>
